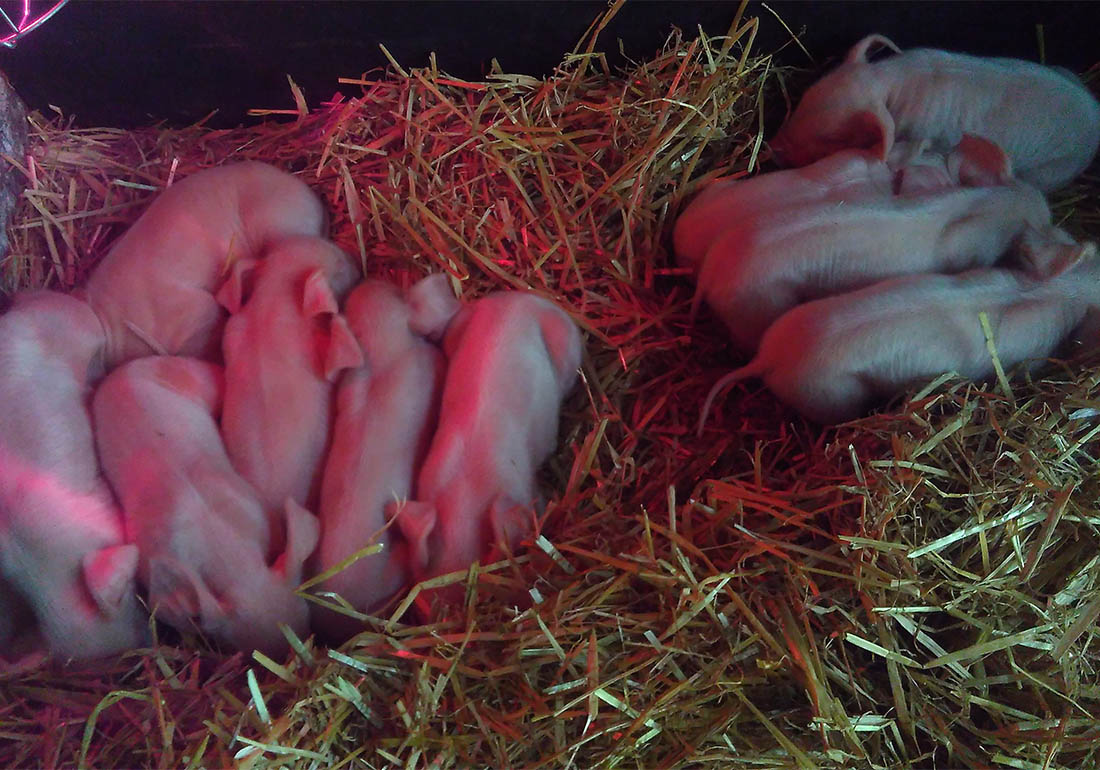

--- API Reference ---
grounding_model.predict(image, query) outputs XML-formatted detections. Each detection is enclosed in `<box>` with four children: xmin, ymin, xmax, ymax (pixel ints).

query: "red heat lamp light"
<box><xmin>0</xmin><ymin>0</ymin><xmax>67</xmax><ymax>48</ymax></box>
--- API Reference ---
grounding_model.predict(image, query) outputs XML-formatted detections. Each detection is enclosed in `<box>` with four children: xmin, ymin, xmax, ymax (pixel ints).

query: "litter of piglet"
<box><xmin>0</xmin><ymin>162</ymin><xmax>584</xmax><ymax>660</ymax></box>
<box><xmin>679</xmin><ymin>35</ymin><xmax>1100</xmax><ymax>428</ymax></box>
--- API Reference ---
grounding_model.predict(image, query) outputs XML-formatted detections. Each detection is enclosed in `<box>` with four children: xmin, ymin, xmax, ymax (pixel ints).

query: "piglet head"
<box><xmin>406</xmin><ymin>273</ymin><xmax>460</xmax><ymax>342</ymax></box>
<box><xmin>42</xmin><ymin>543</ymin><xmax>149</xmax><ymax>658</ymax></box>
<box><xmin>147</xmin><ymin>499</ymin><xmax>320</xmax><ymax>656</ymax></box>
<box><xmin>772</xmin><ymin>34</ymin><xmax>900</xmax><ymax>167</ymax></box>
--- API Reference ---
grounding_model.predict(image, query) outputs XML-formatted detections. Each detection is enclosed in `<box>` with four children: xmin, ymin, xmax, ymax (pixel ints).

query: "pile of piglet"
<box><xmin>677</xmin><ymin>34</ymin><xmax>1100</xmax><ymax>425</ymax></box>
<box><xmin>0</xmin><ymin>161</ymin><xmax>582</xmax><ymax>661</ymax></box>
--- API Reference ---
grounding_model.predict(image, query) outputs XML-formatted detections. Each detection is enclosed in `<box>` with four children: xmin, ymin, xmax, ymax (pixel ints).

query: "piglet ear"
<box><xmin>407</xmin><ymin>274</ymin><xmax>461</xmax><ymax>341</ymax></box>
<box><xmin>302</xmin><ymin>268</ymin><xmax>339</xmax><ymax>318</ymax></box>
<box><xmin>82</xmin><ymin>544</ymin><xmax>139</xmax><ymax>616</ymax></box>
<box><xmin>487</xmin><ymin>495</ymin><xmax>531</xmax><ymax>554</ymax></box>
<box><xmin>1016</xmin><ymin>225</ymin><xmax>1096</xmax><ymax>279</ymax></box>
<box><xmin>324</xmin><ymin>314</ymin><xmax>365</xmax><ymax>382</ymax></box>
<box><xmin>950</xmin><ymin>133</ymin><xmax>1013</xmax><ymax>187</ymax></box>
<box><xmin>215</xmin><ymin>258</ymin><xmax>260</xmax><ymax>313</ymax></box>
<box><xmin>538</xmin><ymin>307</ymin><xmax>583</xmax><ymax>391</ymax></box>
<box><xmin>147</xmin><ymin>556</ymin><xmax>225</xmax><ymax>630</ymax></box>
<box><xmin>387</xmin><ymin>500</ymin><xmax>437</xmax><ymax>572</ymax></box>
<box><xmin>846</xmin><ymin>108</ymin><xmax>894</xmax><ymax>161</ymax></box>
<box><xmin>846</xmin><ymin>34</ymin><xmax>901</xmax><ymax>64</ymax></box>
<box><xmin>274</xmin><ymin>499</ymin><xmax>321</xmax><ymax>581</ymax></box>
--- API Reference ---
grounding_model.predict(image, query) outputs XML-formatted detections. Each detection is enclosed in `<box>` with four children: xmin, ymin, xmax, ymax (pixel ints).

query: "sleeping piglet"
<box><xmin>81</xmin><ymin>162</ymin><xmax>327</xmax><ymax>367</ymax></box>
<box><xmin>388</xmin><ymin>291</ymin><xmax>582</xmax><ymax>609</ymax></box>
<box><xmin>770</xmin><ymin>35</ymin><xmax>1100</xmax><ymax>191</ymax></box>
<box><xmin>217</xmin><ymin>235</ymin><xmax>363</xmax><ymax>513</ymax></box>
<box><xmin>0</xmin><ymin>290</ymin><xmax>147</xmax><ymax>659</ymax></box>
<box><xmin>93</xmin><ymin>356</ymin><xmax>319</xmax><ymax>656</ymax></box>
<box><xmin>673</xmin><ymin>139</ymin><xmax>1008</xmax><ymax>275</ymax></box>
<box><xmin>312</xmin><ymin>275</ymin><xmax>457</xmax><ymax>641</ymax></box>
<box><xmin>695</xmin><ymin>180</ymin><xmax>1083</xmax><ymax>353</ymax></box>
<box><xmin>701</xmin><ymin>241</ymin><xmax>1100</xmax><ymax>426</ymax></box>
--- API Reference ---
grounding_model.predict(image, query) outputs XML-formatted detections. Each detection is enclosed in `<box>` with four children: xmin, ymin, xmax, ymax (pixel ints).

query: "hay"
<box><xmin>2</xmin><ymin>3</ymin><xmax>1100</xmax><ymax>767</ymax></box>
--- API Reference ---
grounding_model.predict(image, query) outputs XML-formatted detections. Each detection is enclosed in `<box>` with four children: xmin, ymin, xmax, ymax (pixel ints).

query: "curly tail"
<box><xmin>697</xmin><ymin>359</ymin><xmax>767</xmax><ymax>437</ymax></box>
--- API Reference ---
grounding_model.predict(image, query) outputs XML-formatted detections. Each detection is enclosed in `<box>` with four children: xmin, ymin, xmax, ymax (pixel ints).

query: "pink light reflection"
<box><xmin>0</xmin><ymin>0</ymin><xmax>67</xmax><ymax>48</ymax></box>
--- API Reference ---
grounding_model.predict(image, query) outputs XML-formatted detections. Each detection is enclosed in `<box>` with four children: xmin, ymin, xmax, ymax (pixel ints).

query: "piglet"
<box><xmin>217</xmin><ymin>235</ymin><xmax>363</xmax><ymax>513</ymax></box>
<box><xmin>312</xmin><ymin>275</ymin><xmax>457</xmax><ymax>641</ymax></box>
<box><xmin>674</xmin><ymin>149</ymin><xmax>894</xmax><ymax>276</ymax></box>
<box><xmin>673</xmin><ymin>139</ymin><xmax>1006</xmax><ymax>275</ymax></box>
<box><xmin>81</xmin><ymin>162</ymin><xmax>327</xmax><ymax>367</ymax></box>
<box><xmin>0</xmin><ymin>290</ymin><xmax>147</xmax><ymax>659</ymax></box>
<box><xmin>701</xmin><ymin>242</ymin><xmax>1100</xmax><ymax>426</ymax></box>
<box><xmin>771</xmin><ymin>35</ymin><xmax>1100</xmax><ymax>191</ymax></box>
<box><xmin>388</xmin><ymin>291</ymin><xmax>582</xmax><ymax>609</ymax></box>
<box><xmin>695</xmin><ymin>180</ymin><xmax>1081</xmax><ymax>352</ymax></box>
<box><xmin>93</xmin><ymin>356</ymin><xmax>319</xmax><ymax>656</ymax></box>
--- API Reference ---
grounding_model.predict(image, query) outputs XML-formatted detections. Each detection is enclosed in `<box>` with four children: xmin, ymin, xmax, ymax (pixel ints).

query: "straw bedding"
<box><xmin>1</xmin><ymin>3</ymin><xmax>1099</xmax><ymax>767</ymax></box>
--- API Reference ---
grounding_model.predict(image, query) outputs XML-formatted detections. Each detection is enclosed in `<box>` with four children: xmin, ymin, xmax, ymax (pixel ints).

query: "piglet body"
<box><xmin>674</xmin><ymin>139</ymin><xmax>1007</xmax><ymax>275</ymax></box>
<box><xmin>673</xmin><ymin>149</ymin><xmax>894</xmax><ymax>275</ymax></box>
<box><xmin>82</xmin><ymin>162</ymin><xmax>326</xmax><ymax>366</ymax></box>
<box><xmin>93</xmin><ymin>357</ymin><xmax>319</xmax><ymax>656</ymax></box>
<box><xmin>0</xmin><ymin>290</ymin><xmax>146</xmax><ymax>659</ymax></box>
<box><xmin>771</xmin><ymin>35</ymin><xmax>1100</xmax><ymax>191</ymax></box>
<box><xmin>710</xmin><ymin>246</ymin><xmax>1100</xmax><ymax>425</ymax></box>
<box><xmin>313</xmin><ymin>276</ymin><xmax>456</xmax><ymax>640</ymax></box>
<box><xmin>391</xmin><ymin>292</ymin><xmax>582</xmax><ymax>607</ymax></box>
<box><xmin>697</xmin><ymin>180</ymin><xmax>1071</xmax><ymax>352</ymax></box>
<box><xmin>218</xmin><ymin>236</ymin><xmax>363</xmax><ymax>513</ymax></box>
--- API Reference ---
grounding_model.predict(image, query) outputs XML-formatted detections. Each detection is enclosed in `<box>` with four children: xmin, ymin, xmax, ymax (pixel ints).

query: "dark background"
<box><xmin>1</xmin><ymin>1</ymin><xmax>1097</xmax><ymax>128</ymax></box>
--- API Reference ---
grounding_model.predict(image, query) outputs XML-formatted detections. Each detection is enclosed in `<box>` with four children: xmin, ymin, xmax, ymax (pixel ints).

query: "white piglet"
<box><xmin>695</xmin><ymin>180</ymin><xmax>1084</xmax><ymax>352</ymax></box>
<box><xmin>771</xmin><ymin>35</ymin><xmax>1100</xmax><ymax>191</ymax></box>
<box><xmin>82</xmin><ymin>162</ymin><xmax>327</xmax><ymax>366</ymax></box>
<box><xmin>674</xmin><ymin>139</ymin><xmax>1010</xmax><ymax>275</ymax></box>
<box><xmin>702</xmin><ymin>244</ymin><xmax>1100</xmax><ymax>426</ymax></box>
<box><xmin>312</xmin><ymin>276</ymin><xmax>456</xmax><ymax>640</ymax></box>
<box><xmin>0</xmin><ymin>291</ymin><xmax>147</xmax><ymax>659</ymax></box>
<box><xmin>218</xmin><ymin>235</ymin><xmax>363</xmax><ymax>513</ymax></box>
<box><xmin>93</xmin><ymin>357</ymin><xmax>319</xmax><ymax>656</ymax></box>
<box><xmin>389</xmin><ymin>292</ymin><xmax>582</xmax><ymax>608</ymax></box>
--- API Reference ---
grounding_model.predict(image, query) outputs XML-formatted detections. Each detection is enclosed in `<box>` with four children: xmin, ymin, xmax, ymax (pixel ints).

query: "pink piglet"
<box><xmin>217</xmin><ymin>235</ymin><xmax>364</xmax><ymax>515</ymax></box>
<box><xmin>701</xmin><ymin>242</ymin><xmax>1100</xmax><ymax>426</ymax></box>
<box><xmin>312</xmin><ymin>275</ymin><xmax>457</xmax><ymax>640</ymax></box>
<box><xmin>388</xmin><ymin>291</ymin><xmax>582</xmax><ymax>610</ymax></box>
<box><xmin>82</xmin><ymin>162</ymin><xmax>327</xmax><ymax>367</ymax></box>
<box><xmin>0</xmin><ymin>290</ymin><xmax>147</xmax><ymax>659</ymax></box>
<box><xmin>93</xmin><ymin>356</ymin><xmax>320</xmax><ymax>656</ymax></box>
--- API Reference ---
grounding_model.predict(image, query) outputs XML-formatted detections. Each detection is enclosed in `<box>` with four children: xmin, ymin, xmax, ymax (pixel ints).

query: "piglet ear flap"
<box><xmin>951</xmin><ymin>133</ymin><xmax>1013</xmax><ymax>187</ymax></box>
<box><xmin>324</xmin><ymin>314</ymin><xmax>365</xmax><ymax>382</ymax></box>
<box><xmin>1016</xmin><ymin>225</ymin><xmax>1096</xmax><ymax>279</ymax></box>
<box><xmin>538</xmin><ymin>308</ymin><xmax>583</xmax><ymax>391</ymax></box>
<box><xmin>216</xmin><ymin>258</ymin><xmax>260</xmax><ymax>313</ymax></box>
<box><xmin>407</xmin><ymin>274</ymin><xmax>461</xmax><ymax>341</ymax></box>
<box><xmin>846</xmin><ymin>108</ymin><xmax>894</xmax><ymax>161</ymax></box>
<box><xmin>82</xmin><ymin>544</ymin><xmax>139</xmax><ymax>616</ymax></box>
<box><xmin>487</xmin><ymin>495</ymin><xmax>531</xmax><ymax>555</ymax></box>
<box><xmin>387</xmin><ymin>500</ymin><xmax>437</xmax><ymax>572</ymax></box>
<box><xmin>274</xmin><ymin>499</ymin><xmax>321</xmax><ymax>581</ymax></box>
<box><xmin>302</xmin><ymin>268</ymin><xmax>339</xmax><ymax>318</ymax></box>
<box><xmin>147</xmin><ymin>556</ymin><xmax>225</xmax><ymax>630</ymax></box>
<box><xmin>846</xmin><ymin>34</ymin><xmax>902</xmax><ymax>64</ymax></box>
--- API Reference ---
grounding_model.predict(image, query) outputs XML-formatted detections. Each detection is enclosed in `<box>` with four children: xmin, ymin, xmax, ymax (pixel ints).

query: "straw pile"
<box><xmin>2</xmin><ymin>3</ymin><xmax>1100</xmax><ymax>767</ymax></box>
